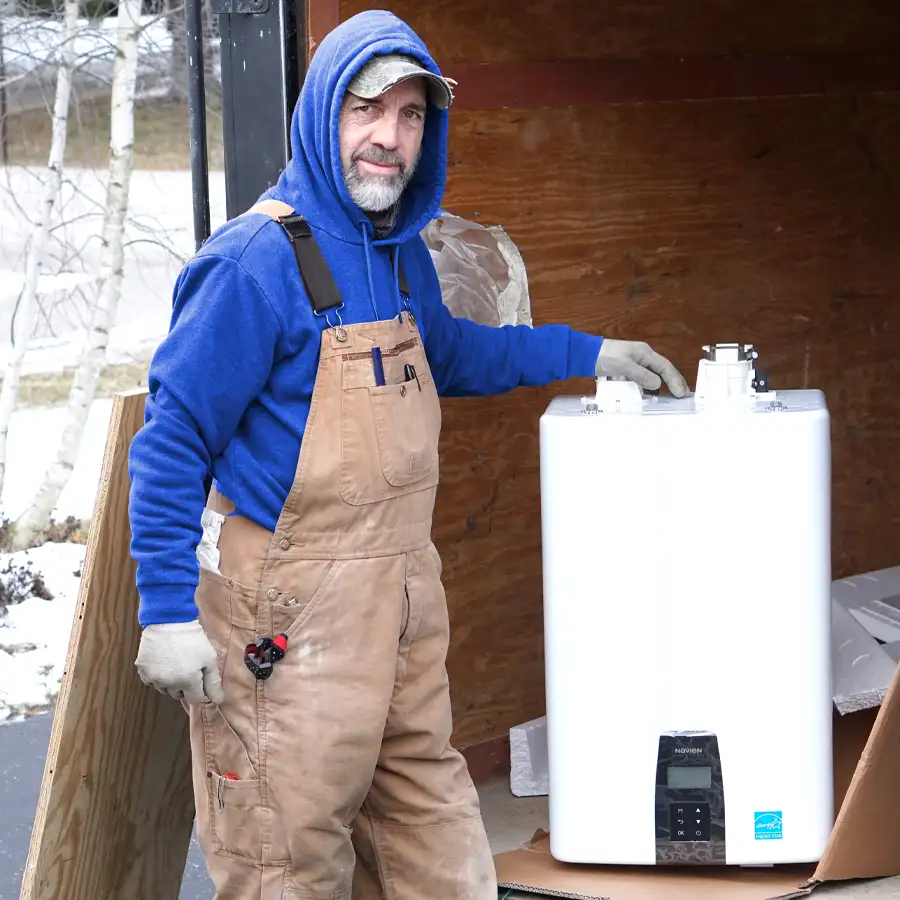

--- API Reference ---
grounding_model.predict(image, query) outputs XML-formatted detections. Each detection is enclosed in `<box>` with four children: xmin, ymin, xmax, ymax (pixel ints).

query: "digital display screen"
<box><xmin>667</xmin><ymin>766</ymin><xmax>712</xmax><ymax>789</ymax></box>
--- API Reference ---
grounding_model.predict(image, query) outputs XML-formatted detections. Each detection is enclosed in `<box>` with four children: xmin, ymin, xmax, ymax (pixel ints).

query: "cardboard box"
<box><xmin>496</xmin><ymin>570</ymin><xmax>900</xmax><ymax>898</ymax></box>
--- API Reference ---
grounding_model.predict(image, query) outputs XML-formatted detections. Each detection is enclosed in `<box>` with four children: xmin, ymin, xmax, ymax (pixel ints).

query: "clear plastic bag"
<box><xmin>421</xmin><ymin>211</ymin><xmax>532</xmax><ymax>327</ymax></box>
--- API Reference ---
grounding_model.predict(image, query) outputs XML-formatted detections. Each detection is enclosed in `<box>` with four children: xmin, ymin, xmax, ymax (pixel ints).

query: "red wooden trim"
<box><xmin>307</xmin><ymin>0</ymin><xmax>340</xmax><ymax>56</ymax></box>
<box><xmin>302</xmin><ymin>10</ymin><xmax>897</xmax><ymax>105</ymax></box>
<box><xmin>461</xmin><ymin>735</ymin><xmax>511</xmax><ymax>785</ymax></box>
<box><xmin>445</xmin><ymin>53</ymin><xmax>900</xmax><ymax>109</ymax></box>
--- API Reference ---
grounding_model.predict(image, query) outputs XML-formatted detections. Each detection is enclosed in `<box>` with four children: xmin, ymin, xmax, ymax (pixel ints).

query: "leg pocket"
<box><xmin>202</xmin><ymin>701</ymin><xmax>257</xmax><ymax>782</ymax></box>
<box><xmin>357</xmin><ymin>813</ymin><xmax>497</xmax><ymax>900</ymax></box>
<box><xmin>206</xmin><ymin>769</ymin><xmax>265</xmax><ymax>862</ymax></box>
<box><xmin>195</xmin><ymin>569</ymin><xmax>273</xmax><ymax>861</ymax></box>
<box><xmin>203</xmin><ymin>686</ymin><xmax>292</xmax><ymax>864</ymax></box>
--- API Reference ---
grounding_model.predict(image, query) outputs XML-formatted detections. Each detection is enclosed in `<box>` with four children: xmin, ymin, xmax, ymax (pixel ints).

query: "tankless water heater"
<box><xmin>539</xmin><ymin>343</ymin><xmax>833</xmax><ymax>867</ymax></box>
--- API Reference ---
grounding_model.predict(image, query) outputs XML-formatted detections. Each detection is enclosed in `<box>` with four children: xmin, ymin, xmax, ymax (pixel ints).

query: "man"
<box><xmin>129</xmin><ymin>9</ymin><xmax>688</xmax><ymax>900</ymax></box>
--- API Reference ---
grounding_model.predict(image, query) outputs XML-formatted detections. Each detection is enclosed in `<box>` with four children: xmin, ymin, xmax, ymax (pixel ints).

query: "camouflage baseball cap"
<box><xmin>347</xmin><ymin>53</ymin><xmax>456</xmax><ymax>110</ymax></box>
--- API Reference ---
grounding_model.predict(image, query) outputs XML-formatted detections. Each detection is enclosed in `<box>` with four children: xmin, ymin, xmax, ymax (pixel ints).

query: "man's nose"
<box><xmin>370</xmin><ymin>112</ymin><xmax>401</xmax><ymax>150</ymax></box>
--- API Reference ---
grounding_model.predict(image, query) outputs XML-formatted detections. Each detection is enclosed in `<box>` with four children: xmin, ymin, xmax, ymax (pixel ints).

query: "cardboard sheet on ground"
<box><xmin>496</xmin><ymin>831</ymin><xmax>817</xmax><ymax>899</ymax></box>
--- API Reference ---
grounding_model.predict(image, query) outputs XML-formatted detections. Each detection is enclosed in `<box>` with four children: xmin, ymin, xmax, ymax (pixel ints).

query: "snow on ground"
<box><xmin>0</xmin><ymin>397</ymin><xmax>114</xmax><ymax>723</ymax></box>
<box><xmin>0</xmin><ymin>542</ymin><xmax>86</xmax><ymax>721</ymax></box>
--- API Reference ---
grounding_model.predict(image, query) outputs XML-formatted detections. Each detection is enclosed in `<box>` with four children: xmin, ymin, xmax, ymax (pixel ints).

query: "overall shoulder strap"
<box><xmin>246</xmin><ymin>200</ymin><xmax>412</xmax><ymax>309</ymax></box>
<box><xmin>246</xmin><ymin>200</ymin><xmax>342</xmax><ymax>314</ymax></box>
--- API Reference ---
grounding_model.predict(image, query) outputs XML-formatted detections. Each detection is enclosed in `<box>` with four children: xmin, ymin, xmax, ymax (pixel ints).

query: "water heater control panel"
<box><xmin>655</xmin><ymin>731</ymin><xmax>726</xmax><ymax>864</ymax></box>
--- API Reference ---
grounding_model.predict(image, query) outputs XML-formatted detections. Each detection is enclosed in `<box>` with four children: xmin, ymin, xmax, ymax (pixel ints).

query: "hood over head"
<box><xmin>266</xmin><ymin>10</ymin><xmax>449</xmax><ymax>247</ymax></box>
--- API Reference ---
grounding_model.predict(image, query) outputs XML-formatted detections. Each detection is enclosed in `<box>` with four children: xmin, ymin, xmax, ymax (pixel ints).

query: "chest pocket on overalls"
<box><xmin>259</xmin><ymin>209</ymin><xmax>441</xmax><ymax>505</ymax></box>
<box><xmin>340</xmin><ymin>339</ymin><xmax>442</xmax><ymax>505</ymax></box>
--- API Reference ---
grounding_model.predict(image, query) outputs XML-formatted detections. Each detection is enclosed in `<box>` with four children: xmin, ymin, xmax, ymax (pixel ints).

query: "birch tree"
<box><xmin>0</xmin><ymin>0</ymin><xmax>78</xmax><ymax>501</ymax></box>
<box><xmin>13</xmin><ymin>0</ymin><xmax>142</xmax><ymax>549</ymax></box>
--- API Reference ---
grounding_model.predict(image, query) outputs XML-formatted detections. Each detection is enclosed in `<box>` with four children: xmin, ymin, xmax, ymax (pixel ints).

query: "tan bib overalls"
<box><xmin>185</xmin><ymin>202</ymin><xmax>497</xmax><ymax>899</ymax></box>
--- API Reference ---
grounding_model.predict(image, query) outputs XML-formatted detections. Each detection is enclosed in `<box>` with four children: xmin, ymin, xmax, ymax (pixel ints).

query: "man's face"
<box><xmin>339</xmin><ymin>78</ymin><xmax>427</xmax><ymax>213</ymax></box>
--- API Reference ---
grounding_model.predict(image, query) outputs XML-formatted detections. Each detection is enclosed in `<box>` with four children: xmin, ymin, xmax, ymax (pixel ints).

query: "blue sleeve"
<box><xmin>128</xmin><ymin>254</ymin><xmax>282</xmax><ymax>627</ymax></box>
<box><xmin>418</xmin><ymin>262</ymin><xmax>603</xmax><ymax>397</ymax></box>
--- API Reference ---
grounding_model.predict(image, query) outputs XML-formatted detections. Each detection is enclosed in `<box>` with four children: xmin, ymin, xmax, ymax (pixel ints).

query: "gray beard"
<box><xmin>344</xmin><ymin>158</ymin><xmax>413</xmax><ymax>212</ymax></box>
<box><xmin>343</xmin><ymin>146</ymin><xmax>421</xmax><ymax>222</ymax></box>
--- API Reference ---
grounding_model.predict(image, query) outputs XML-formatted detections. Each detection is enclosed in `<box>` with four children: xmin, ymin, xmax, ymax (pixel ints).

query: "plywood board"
<box><xmin>433</xmin><ymin>93</ymin><xmax>900</xmax><ymax>747</ymax></box>
<box><xmin>20</xmin><ymin>389</ymin><xmax>195</xmax><ymax>900</ymax></box>
<box><xmin>340</xmin><ymin>0</ymin><xmax>900</xmax><ymax>63</ymax></box>
<box><xmin>331</xmin><ymin>0</ymin><xmax>900</xmax><ymax>752</ymax></box>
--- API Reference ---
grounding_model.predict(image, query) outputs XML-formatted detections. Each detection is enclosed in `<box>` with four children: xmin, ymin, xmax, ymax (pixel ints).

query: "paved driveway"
<box><xmin>0</xmin><ymin>714</ymin><xmax>213</xmax><ymax>899</ymax></box>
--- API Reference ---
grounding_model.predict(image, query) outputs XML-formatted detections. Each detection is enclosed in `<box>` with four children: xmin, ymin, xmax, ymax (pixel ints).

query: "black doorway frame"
<box><xmin>185</xmin><ymin>0</ymin><xmax>306</xmax><ymax>249</ymax></box>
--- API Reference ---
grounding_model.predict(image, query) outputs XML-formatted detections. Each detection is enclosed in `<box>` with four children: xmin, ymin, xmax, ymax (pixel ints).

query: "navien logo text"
<box><xmin>674</xmin><ymin>748</ymin><xmax>703</xmax><ymax>754</ymax></box>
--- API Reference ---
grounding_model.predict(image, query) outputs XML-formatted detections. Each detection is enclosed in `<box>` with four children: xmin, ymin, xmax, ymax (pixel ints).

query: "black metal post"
<box><xmin>215</xmin><ymin>0</ymin><xmax>304</xmax><ymax>220</ymax></box>
<box><xmin>185</xmin><ymin>0</ymin><xmax>211</xmax><ymax>250</ymax></box>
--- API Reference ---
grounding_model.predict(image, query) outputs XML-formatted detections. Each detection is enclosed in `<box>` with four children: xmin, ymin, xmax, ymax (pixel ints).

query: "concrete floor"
<box><xmin>477</xmin><ymin>776</ymin><xmax>900</xmax><ymax>898</ymax></box>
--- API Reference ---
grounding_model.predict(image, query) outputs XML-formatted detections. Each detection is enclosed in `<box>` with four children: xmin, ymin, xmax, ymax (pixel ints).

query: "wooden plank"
<box><xmin>340</xmin><ymin>0</ymin><xmax>900</xmax><ymax>63</ymax></box>
<box><xmin>308</xmin><ymin>0</ymin><xmax>340</xmax><ymax>56</ymax></box>
<box><xmin>332</xmin><ymin>0</ymin><xmax>900</xmax><ymax>107</ymax></box>
<box><xmin>314</xmin><ymin>0</ymin><xmax>900</xmax><ymax>749</ymax></box>
<box><xmin>278</xmin><ymin>2</ymin><xmax>900</xmax><ymax>752</ymax></box>
<box><xmin>445</xmin><ymin>54</ymin><xmax>900</xmax><ymax>109</ymax></box>
<box><xmin>436</xmin><ymin>391</ymin><xmax>556</xmax><ymax>747</ymax></box>
<box><xmin>20</xmin><ymin>389</ymin><xmax>194</xmax><ymax>900</ymax></box>
<box><xmin>434</xmin><ymin>92</ymin><xmax>900</xmax><ymax>748</ymax></box>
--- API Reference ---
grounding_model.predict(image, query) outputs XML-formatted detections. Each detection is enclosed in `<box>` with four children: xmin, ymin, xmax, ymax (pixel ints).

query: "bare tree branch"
<box><xmin>16</xmin><ymin>0</ymin><xmax>143</xmax><ymax>547</ymax></box>
<box><xmin>0</xmin><ymin>0</ymin><xmax>78</xmax><ymax>498</ymax></box>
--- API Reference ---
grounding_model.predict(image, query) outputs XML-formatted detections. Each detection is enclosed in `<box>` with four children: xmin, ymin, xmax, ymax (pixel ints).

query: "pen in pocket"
<box><xmin>403</xmin><ymin>363</ymin><xmax>421</xmax><ymax>391</ymax></box>
<box><xmin>371</xmin><ymin>347</ymin><xmax>385</xmax><ymax>386</ymax></box>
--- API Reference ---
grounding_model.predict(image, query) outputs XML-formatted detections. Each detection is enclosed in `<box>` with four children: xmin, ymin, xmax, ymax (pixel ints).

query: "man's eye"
<box><xmin>354</xmin><ymin>105</ymin><xmax>371</xmax><ymax>113</ymax></box>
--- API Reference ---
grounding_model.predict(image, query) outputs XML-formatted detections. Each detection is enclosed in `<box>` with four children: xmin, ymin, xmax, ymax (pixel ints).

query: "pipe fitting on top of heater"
<box><xmin>581</xmin><ymin>374</ymin><xmax>647</xmax><ymax>413</ymax></box>
<box><xmin>694</xmin><ymin>342</ymin><xmax>776</xmax><ymax>411</ymax></box>
<box><xmin>580</xmin><ymin>342</ymin><xmax>778</xmax><ymax>414</ymax></box>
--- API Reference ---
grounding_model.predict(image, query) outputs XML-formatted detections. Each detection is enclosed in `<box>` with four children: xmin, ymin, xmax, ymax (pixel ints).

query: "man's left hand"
<box><xmin>595</xmin><ymin>339</ymin><xmax>689</xmax><ymax>398</ymax></box>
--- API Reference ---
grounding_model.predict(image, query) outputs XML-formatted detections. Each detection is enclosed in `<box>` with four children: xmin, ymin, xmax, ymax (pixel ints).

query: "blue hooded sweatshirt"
<box><xmin>127</xmin><ymin>9</ymin><xmax>604</xmax><ymax>627</ymax></box>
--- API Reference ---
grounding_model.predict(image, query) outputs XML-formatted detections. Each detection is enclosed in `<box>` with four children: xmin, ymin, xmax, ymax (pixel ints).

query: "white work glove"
<box><xmin>134</xmin><ymin>620</ymin><xmax>225</xmax><ymax>705</ymax></box>
<box><xmin>596</xmin><ymin>339</ymin><xmax>689</xmax><ymax>398</ymax></box>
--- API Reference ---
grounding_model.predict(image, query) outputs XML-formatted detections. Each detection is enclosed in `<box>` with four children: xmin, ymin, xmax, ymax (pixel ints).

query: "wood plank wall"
<box><xmin>314</xmin><ymin>0</ymin><xmax>900</xmax><ymax>748</ymax></box>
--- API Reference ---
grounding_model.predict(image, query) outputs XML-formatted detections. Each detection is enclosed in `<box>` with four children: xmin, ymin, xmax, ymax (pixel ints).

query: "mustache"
<box><xmin>352</xmin><ymin>146</ymin><xmax>406</xmax><ymax>171</ymax></box>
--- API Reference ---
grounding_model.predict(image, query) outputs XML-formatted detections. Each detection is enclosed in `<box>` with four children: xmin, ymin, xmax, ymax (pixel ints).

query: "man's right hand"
<box><xmin>135</xmin><ymin>620</ymin><xmax>225</xmax><ymax>705</ymax></box>
<box><xmin>595</xmin><ymin>339</ymin><xmax>689</xmax><ymax>398</ymax></box>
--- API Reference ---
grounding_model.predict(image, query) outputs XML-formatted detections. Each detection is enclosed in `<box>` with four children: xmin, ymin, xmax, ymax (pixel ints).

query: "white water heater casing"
<box><xmin>539</xmin><ymin>343</ymin><xmax>833</xmax><ymax>867</ymax></box>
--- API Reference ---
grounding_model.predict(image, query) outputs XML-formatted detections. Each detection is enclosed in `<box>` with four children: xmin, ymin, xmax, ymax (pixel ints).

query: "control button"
<box><xmin>670</xmin><ymin>802</ymin><xmax>710</xmax><ymax>842</ymax></box>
